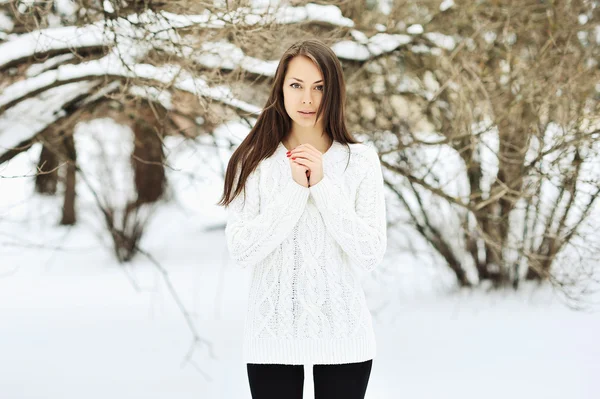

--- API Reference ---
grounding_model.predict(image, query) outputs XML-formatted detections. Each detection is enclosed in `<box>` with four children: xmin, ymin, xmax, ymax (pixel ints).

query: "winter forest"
<box><xmin>1</xmin><ymin>0</ymin><xmax>599</xmax><ymax>398</ymax></box>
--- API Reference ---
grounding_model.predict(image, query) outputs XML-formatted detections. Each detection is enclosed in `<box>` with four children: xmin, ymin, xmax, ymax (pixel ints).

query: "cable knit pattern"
<box><xmin>225</xmin><ymin>140</ymin><xmax>387</xmax><ymax>365</ymax></box>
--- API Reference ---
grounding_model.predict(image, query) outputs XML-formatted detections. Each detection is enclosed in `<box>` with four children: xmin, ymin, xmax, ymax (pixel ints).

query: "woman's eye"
<box><xmin>290</xmin><ymin>83</ymin><xmax>323</xmax><ymax>91</ymax></box>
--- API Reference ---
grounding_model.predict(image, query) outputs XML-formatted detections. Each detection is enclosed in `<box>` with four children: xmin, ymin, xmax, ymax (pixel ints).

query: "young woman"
<box><xmin>218</xmin><ymin>39</ymin><xmax>387</xmax><ymax>399</ymax></box>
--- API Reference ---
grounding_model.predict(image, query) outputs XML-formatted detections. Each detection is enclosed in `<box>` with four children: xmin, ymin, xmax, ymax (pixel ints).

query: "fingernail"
<box><xmin>292</xmin><ymin>157</ymin><xmax>296</xmax><ymax>160</ymax></box>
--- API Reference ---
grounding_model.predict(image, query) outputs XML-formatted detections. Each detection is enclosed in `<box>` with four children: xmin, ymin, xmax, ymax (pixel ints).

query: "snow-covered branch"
<box><xmin>0</xmin><ymin>22</ymin><xmax>109</xmax><ymax>70</ymax></box>
<box><xmin>0</xmin><ymin>49</ymin><xmax>261</xmax><ymax>115</ymax></box>
<box><xmin>0</xmin><ymin>80</ymin><xmax>99</xmax><ymax>155</ymax></box>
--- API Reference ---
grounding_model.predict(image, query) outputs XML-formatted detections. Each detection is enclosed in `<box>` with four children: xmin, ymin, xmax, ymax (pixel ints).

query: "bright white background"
<box><xmin>1</xmin><ymin>124</ymin><xmax>599</xmax><ymax>399</ymax></box>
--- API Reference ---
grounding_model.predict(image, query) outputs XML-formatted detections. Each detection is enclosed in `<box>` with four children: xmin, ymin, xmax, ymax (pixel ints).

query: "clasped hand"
<box><xmin>287</xmin><ymin>143</ymin><xmax>324</xmax><ymax>187</ymax></box>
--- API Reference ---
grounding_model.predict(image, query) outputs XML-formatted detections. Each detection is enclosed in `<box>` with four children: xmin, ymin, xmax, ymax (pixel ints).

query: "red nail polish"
<box><xmin>292</xmin><ymin>157</ymin><xmax>296</xmax><ymax>160</ymax></box>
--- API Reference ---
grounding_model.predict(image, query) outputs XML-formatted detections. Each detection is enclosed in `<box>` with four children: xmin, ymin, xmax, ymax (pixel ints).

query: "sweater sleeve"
<box><xmin>225</xmin><ymin>164</ymin><xmax>310</xmax><ymax>269</ymax></box>
<box><xmin>309</xmin><ymin>146</ymin><xmax>387</xmax><ymax>272</ymax></box>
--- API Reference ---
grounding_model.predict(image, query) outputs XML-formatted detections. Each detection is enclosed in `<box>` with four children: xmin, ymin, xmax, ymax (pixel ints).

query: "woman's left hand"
<box><xmin>287</xmin><ymin>143</ymin><xmax>324</xmax><ymax>187</ymax></box>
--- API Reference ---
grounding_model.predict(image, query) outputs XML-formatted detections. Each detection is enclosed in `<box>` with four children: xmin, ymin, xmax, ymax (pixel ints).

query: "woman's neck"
<box><xmin>283</xmin><ymin>129</ymin><xmax>332</xmax><ymax>154</ymax></box>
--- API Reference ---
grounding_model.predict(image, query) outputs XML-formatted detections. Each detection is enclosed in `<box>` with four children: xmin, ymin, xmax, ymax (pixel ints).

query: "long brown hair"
<box><xmin>217</xmin><ymin>39</ymin><xmax>360</xmax><ymax>208</ymax></box>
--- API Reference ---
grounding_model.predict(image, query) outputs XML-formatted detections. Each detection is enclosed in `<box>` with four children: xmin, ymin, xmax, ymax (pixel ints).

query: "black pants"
<box><xmin>247</xmin><ymin>359</ymin><xmax>373</xmax><ymax>399</ymax></box>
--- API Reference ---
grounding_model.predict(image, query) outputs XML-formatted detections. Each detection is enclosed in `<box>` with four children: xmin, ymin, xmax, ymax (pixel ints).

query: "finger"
<box><xmin>290</xmin><ymin>153</ymin><xmax>313</xmax><ymax>162</ymax></box>
<box><xmin>290</xmin><ymin>157</ymin><xmax>306</xmax><ymax>166</ymax></box>
<box><xmin>303</xmin><ymin>144</ymin><xmax>324</xmax><ymax>157</ymax></box>
<box><xmin>291</xmin><ymin>146</ymin><xmax>320</xmax><ymax>158</ymax></box>
<box><xmin>292</xmin><ymin>159</ymin><xmax>312</xmax><ymax>170</ymax></box>
<box><xmin>290</xmin><ymin>150</ymin><xmax>318</xmax><ymax>162</ymax></box>
<box><xmin>297</xmin><ymin>145</ymin><xmax>320</xmax><ymax>155</ymax></box>
<box><xmin>290</xmin><ymin>154</ymin><xmax>312</xmax><ymax>162</ymax></box>
<box><xmin>292</xmin><ymin>156</ymin><xmax>314</xmax><ymax>165</ymax></box>
<box><xmin>298</xmin><ymin>143</ymin><xmax>319</xmax><ymax>153</ymax></box>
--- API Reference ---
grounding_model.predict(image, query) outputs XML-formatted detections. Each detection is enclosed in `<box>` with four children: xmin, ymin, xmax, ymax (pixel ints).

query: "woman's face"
<box><xmin>282</xmin><ymin>55</ymin><xmax>325</xmax><ymax>129</ymax></box>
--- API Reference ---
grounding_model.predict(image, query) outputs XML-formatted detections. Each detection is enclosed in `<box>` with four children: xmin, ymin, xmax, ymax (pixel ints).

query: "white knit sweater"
<box><xmin>225</xmin><ymin>140</ymin><xmax>387</xmax><ymax>365</ymax></box>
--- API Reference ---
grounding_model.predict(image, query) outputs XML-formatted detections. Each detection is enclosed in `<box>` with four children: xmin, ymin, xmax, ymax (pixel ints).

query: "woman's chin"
<box><xmin>293</xmin><ymin>118</ymin><xmax>317</xmax><ymax>127</ymax></box>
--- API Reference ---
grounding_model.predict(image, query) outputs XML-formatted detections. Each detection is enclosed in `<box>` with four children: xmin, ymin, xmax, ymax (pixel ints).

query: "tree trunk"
<box><xmin>131</xmin><ymin>110</ymin><xmax>165</xmax><ymax>205</ymax></box>
<box><xmin>60</xmin><ymin>134</ymin><xmax>76</xmax><ymax>225</ymax></box>
<box><xmin>35</xmin><ymin>144</ymin><xmax>59</xmax><ymax>195</ymax></box>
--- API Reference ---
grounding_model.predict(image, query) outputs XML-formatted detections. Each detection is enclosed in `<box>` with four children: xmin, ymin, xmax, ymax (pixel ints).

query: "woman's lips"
<box><xmin>298</xmin><ymin>111</ymin><xmax>315</xmax><ymax>117</ymax></box>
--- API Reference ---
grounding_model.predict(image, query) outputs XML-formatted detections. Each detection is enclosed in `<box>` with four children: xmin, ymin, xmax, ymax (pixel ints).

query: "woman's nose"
<box><xmin>302</xmin><ymin>90</ymin><xmax>312</xmax><ymax>104</ymax></box>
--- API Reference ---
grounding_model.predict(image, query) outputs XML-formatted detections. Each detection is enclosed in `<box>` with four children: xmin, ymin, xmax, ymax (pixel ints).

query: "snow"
<box><xmin>350</xmin><ymin>29</ymin><xmax>369</xmax><ymax>44</ymax></box>
<box><xmin>159</xmin><ymin>3</ymin><xmax>354</xmax><ymax>28</ymax></box>
<box><xmin>249</xmin><ymin>0</ymin><xmax>282</xmax><ymax>8</ymax></box>
<box><xmin>521</xmin><ymin>122</ymin><xmax>600</xmax><ymax>247</ymax></box>
<box><xmin>0</xmin><ymin>23</ymin><xmax>109</xmax><ymax>69</ymax></box>
<box><xmin>332</xmin><ymin>34</ymin><xmax>411</xmax><ymax>61</ymax></box>
<box><xmin>332</xmin><ymin>41</ymin><xmax>371</xmax><ymax>61</ymax></box>
<box><xmin>55</xmin><ymin>0</ymin><xmax>79</xmax><ymax>17</ymax></box>
<box><xmin>0</xmin><ymin>2</ymin><xmax>354</xmax><ymax>71</ymax></box>
<box><xmin>0</xmin><ymin>2</ymin><xmax>399</xmax><ymax>110</ymax></box>
<box><xmin>16</xmin><ymin>2</ymin><xmax>27</xmax><ymax>14</ymax></box>
<box><xmin>484</xmin><ymin>30</ymin><xmax>497</xmax><ymax>44</ymax></box>
<box><xmin>129</xmin><ymin>85</ymin><xmax>173</xmax><ymax>110</ymax></box>
<box><xmin>25</xmin><ymin>53</ymin><xmax>76</xmax><ymax>77</ymax></box>
<box><xmin>0</xmin><ymin>10</ymin><xmax>13</xmax><ymax>32</ymax></box>
<box><xmin>103</xmin><ymin>0</ymin><xmax>115</xmax><ymax>13</ymax></box>
<box><xmin>81</xmin><ymin>80</ymin><xmax>120</xmax><ymax>106</ymax></box>
<box><xmin>431</xmin><ymin>47</ymin><xmax>443</xmax><ymax>56</ymax></box>
<box><xmin>396</xmin><ymin>75</ymin><xmax>423</xmax><ymax>95</ymax></box>
<box><xmin>368</xmin><ymin>33</ymin><xmax>411</xmax><ymax>54</ymax></box>
<box><xmin>155</xmin><ymin>10</ymin><xmax>225</xmax><ymax>29</ymax></box>
<box><xmin>0</xmin><ymin>7</ymin><xmax>352</xmax><ymax>87</ymax></box>
<box><xmin>407</xmin><ymin>24</ymin><xmax>423</xmax><ymax>35</ymax></box>
<box><xmin>440</xmin><ymin>0</ymin><xmax>455</xmax><ymax>12</ymax></box>
<box><xmin>424</xmin><ymin>32</ymin><xmax>456</xmax><ymax>50</ymax></box>
<box><xmin>0</xmin><ymin>81</ymin><xmax>97</xmax><ymax>151</ymax></box>
<box><xmin>410</xmin><ymin>44</ymin><xmax>431</xmax><ymax>53</ymax></box>
<box><xmin>0</xmin><ymin>51</ymin><xmax>261</xmax><ymax>115</ymax></box>
<box><xmin>474</xmin><ymin>120</ymin><xmax>500</xmax><ymax>200</ymax></box>
<box><xmin>377</xmin><ymin>0</ymin><xmax>393</xmax><ymax>16</ymax></box>
<box><xmin>273</xmin><ymin>3</ymin><xmax>354</xmax><ymax>27</ymax></box>
<box><xmin>0</xmin><ymin>131</ymin><xmax>599</xmax><ymax>398</ymax></box>
<box><xmin>504</xmin><ymin>32</ymin><xmax>517</xmax><ymax>46</ymax></box>
<box><xmin>188</xmin><ymin>40</ymin><xmax>279</xmax><ymax>77</ymax></box>
<box><xmin>422</xmin><ymin>70</ymin><xmax>440</xmax><ymax>98</ymax></box>
<box><xmin>74</xmin><ymin>118</ymin><xmax>137</xmax><ymax>210</ymax></box>
<box><xmin>1</xmin><ymin>7</ymin><xmax>600</xmax><ymax>395</ymax></box>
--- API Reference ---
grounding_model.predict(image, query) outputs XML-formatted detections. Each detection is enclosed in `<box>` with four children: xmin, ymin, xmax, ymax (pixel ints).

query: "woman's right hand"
<box><xmin>289</xmin><ymin>157</ymin><xmax>309</xmax><ymax>188</ymax></box>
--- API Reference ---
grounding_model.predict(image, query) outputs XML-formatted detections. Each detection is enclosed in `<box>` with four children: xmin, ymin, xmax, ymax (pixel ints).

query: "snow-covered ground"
<box><xmin>1</xmin><ymin>137</ymin><xmax>599</xmax><ymax>399</ymax></box>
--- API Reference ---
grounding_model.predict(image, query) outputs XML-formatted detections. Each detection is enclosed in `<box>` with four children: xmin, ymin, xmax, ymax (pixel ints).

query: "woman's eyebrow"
<box><xmin>290</xmin><ymin>77</ymin><xmax>323</xmax><ymax>84</ymax></box>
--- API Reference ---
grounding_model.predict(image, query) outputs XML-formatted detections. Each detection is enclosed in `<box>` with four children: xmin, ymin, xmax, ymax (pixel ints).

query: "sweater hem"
<box><xmin>243</xmin><ymin>335</ymin><xmax>376</xmax><ymax>365</ymax></box>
